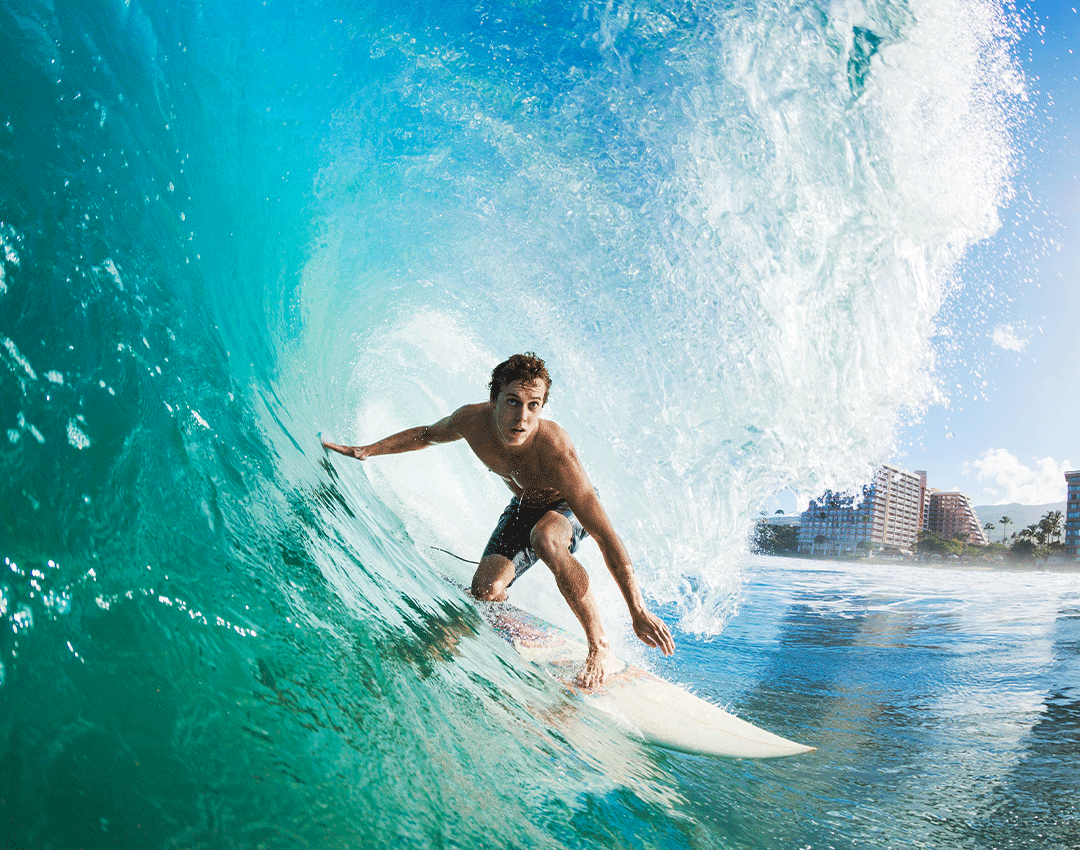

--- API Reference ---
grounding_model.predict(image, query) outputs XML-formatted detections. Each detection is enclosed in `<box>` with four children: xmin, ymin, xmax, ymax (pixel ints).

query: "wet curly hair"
<box><xmin>488</xmin><ymin>352</ymin><xmax>552</xmax><ymax>404</ymax></box>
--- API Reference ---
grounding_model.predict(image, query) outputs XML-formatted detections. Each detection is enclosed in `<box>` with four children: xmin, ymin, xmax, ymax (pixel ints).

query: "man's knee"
<box><xmin>530</xmin><ymin>522</ymin><xmax>572</xmax><ymax>566</ymax></box>
<box><xmin>471</xmin><ymin>574</ymin><xmax>502</xmax><ymax>601</ymax></box>
<box><xmin>471</xmin><ymin>557</ymin><xmax>513</xmax><ymax>601</ymax></box>
<box><xmin>529</xmin><ymin>527</ymin><xmax>554</xmax><ymax>564</ymax></box>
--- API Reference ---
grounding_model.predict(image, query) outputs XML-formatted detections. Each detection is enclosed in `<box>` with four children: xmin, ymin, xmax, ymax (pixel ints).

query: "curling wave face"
<box><xmin>0</xmin><ymin>0</ymin><xmax>1026</xmax><ymax>845</ymax></box>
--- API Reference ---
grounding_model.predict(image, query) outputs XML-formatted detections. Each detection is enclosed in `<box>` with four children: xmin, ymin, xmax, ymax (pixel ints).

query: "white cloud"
<box><xmin>990</xmin><ymin>324</ymin><xmax>1028</xmax><ymax>352</ymax></box>
<box><xmin>964</xmin><ymin>448</ymin><xmax>1071</xmax><ymax>504</ymax></box>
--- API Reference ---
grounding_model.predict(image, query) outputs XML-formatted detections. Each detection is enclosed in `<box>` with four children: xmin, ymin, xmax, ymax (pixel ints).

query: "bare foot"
<box><xmin>577</xmin><ymin>644</ymin><xmax>618</xmax><ymax>690</ymax></box>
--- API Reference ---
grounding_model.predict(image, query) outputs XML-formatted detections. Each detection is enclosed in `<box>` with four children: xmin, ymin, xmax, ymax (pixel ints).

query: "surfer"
<box><xmin>321</xmin><ymin>352</ymin><xmax>675</xmax><ymax>688</ymax></box>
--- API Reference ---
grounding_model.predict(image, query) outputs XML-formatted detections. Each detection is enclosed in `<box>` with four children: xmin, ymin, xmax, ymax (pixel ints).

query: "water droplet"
<box><xmin>12</xmin><ymin>604</ymin><xmax>33</xmax><ymax>633</ymax></box>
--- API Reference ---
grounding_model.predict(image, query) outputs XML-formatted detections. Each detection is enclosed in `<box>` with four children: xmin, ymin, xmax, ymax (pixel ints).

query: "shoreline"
<box><xmin>761</xmin><ymin>551</ymin><xmax>1080</xmax><ymax>573</ymax></box>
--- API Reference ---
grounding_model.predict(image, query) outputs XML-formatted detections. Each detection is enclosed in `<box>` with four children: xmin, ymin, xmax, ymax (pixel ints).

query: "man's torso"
<box><xmin>454</xmin><ymin>403</ymin><xmax>566</xmax><ymax>508</ymax></box>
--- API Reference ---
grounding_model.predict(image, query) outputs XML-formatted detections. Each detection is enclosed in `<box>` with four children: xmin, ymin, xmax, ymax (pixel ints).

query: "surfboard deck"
<box><xmin>478</xmin><ymin>597</ymin><xmax>815</xmax><ymax>759</ymax></box>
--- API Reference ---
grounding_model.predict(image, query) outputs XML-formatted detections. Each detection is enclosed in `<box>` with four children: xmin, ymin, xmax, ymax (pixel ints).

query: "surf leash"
<box><xmin>430</xmin><ymin>546</ymin><xmax>480</xmax><ymax>565</ymax></box>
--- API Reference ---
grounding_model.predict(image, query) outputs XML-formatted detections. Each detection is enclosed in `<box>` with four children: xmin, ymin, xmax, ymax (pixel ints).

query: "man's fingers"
<box><xmin>636</xmin><ymin>615</ymin><xmax>675</xmax><ymax>656</ymax></box>
<box><xmin>653</xmin><ymin>619</ymin><xmax>674</xmax><ymax>656</ymax></box>
<box><xmin>659</xmin><ymin>625</ymin><xmax>675</xmax><ymax>656</ymax></box>
<box><xmin>650</xmin><ymin>625</ymin><xmax>674</xmax><ymax>656</ymax></box>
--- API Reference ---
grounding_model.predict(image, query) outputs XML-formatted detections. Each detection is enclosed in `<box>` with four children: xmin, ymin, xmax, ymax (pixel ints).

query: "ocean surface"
<box><xmin>3</xmin><ymin>0</ymin><xmax>1071</xmax><ymax>847</ymax></box>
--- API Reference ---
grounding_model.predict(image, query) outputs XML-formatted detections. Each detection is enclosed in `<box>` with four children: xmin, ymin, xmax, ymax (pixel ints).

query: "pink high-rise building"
<box><xmin>923</xmin><ymin>491</ymin><xmax>988</xmax><ymax>546</ymax></box>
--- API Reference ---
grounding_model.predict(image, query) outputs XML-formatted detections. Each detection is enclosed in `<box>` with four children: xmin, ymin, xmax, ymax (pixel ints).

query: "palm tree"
<box><xmin>999</xmin><ymin>516</ymin><xmax>1012</xmax><ymax>544</ymax></box>
<box><xmin>984</xmin><ymin>521</ymin><xmax>995</xmax><ymax>541</ymax></box>
<box><xmin>1047</xmin><ymin>510</ymin><xmax>1064</xmax><ymax>546</ymax></box>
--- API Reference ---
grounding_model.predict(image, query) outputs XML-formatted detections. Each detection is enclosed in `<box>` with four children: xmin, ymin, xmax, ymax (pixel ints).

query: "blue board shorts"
<box><xmin>482</xmin><ymin>496</ymin><xmax>589</xmax><ymax>586</ymax></box>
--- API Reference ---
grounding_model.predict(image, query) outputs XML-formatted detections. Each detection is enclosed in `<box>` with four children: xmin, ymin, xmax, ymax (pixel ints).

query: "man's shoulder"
<box><xmin>534</xmin><ymin>421</ymin><xmax>590</xmax><ymax>490</ymax></box>
<box><xmin>453</xmin><ymin>401</ymin><xmax>491</xmax><ymax>417</ymax></box>
<box><xmin>448</xmin><ymin>401</ymin><xmax>493</xmax><ymax>434</ymax></box>
<box><xmin>536</xmin><ymin>419</ymin><xmax>576</xmax><ymax>456</ymax></box>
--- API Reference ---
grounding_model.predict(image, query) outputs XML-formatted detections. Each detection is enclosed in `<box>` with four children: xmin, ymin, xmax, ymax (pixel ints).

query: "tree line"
<box><xmin>751</xmin><ymin>509</ymin><xmax>1070</xmax><ymax>561</ymax></box>
<box><xmin>978</xmin><ymin>510</ymin><xmax>1066</xmax><ymax>560</ymax></box>
<box><xmin>750</xmin><ymin>517</ymin><xmax>800</xmax><ymax>555</ymax></box>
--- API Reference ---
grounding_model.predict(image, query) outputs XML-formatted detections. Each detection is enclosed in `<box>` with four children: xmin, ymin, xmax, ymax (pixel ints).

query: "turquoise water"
<box><xmin>659</xmin><ymin>557</ymin><xmax>1080</xmax><ymax>848</ymax></box>
<box><xmin>3</xmin><ymin>0</ymin><xmax>1069</xmax><ymax>847</ymax></box>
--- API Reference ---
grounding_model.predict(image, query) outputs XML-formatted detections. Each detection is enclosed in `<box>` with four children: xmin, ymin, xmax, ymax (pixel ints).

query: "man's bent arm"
<box><xmin>585</xmin><ymin>509</ymin><xmax>675</xmax><ymax>656</ymax></box>
<box><xmin>555</xmin><ymin>453</ymin><xmax>675</xmax><ymax>656</ymax></box>
<box><xmin>322</xmin><ymin>410</ymin><xmax>463</xmax><ymax>460</ymax></box>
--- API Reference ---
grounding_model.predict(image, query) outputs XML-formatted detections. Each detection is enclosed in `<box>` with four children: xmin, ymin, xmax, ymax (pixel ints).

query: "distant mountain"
<box><xmin>971</xmin><ymin>502</ymin><xmax>1066</xmax><ymax>539</ymax></box>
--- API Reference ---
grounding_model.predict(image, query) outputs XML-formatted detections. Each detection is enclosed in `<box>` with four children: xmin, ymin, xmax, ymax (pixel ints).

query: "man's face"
<box><xmin>493</xmin><ymin>378</ymin><xmax>546</xmax><ymax>448</ymax></box>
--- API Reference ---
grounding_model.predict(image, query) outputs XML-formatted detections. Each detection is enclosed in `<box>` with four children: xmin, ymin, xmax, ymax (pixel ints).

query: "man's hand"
<box><xmin>321</xmin><ymin>438</ymin><xmax>371</xmax><ymax>460</ymax></box>
<box><xmin>631</xmin><ymin>608</ymin><xmax>675</xmax><ymax>656</ymax></box>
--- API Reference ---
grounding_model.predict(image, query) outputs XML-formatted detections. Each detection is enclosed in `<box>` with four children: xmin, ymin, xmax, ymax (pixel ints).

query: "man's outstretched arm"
<box><xmin>322</xmin><ymin>409</ymin><xmax>464</xmax><ymax>460</ymax></box>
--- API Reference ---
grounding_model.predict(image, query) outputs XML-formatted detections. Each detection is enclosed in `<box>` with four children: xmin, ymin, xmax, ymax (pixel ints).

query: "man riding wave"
<box><xmin>322</xmin><ymin>352</ymin><xmax>674</xmax><ymax>687</ymax></box>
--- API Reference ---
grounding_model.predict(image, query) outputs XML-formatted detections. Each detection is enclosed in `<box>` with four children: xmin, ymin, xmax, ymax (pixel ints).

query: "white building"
<box><xmin>798</xmin><ymin>464</ymin><xmax>926</xmax><ymax>556</ymax></box>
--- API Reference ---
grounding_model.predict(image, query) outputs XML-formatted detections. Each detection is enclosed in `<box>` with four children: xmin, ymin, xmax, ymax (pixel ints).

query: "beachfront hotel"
<box><xmin>923</xmin><ymin>490</ymin><xmax>989</xmax><ymax>546</ymax></box>
<box><xmin>1066</xmin><ymin>471</ymin><xmax>1080</xmax><ymax>558</ymax></box>
<box><xmin>797</xmin><ymin>464</ymin><xmax>927</xmax><ymax>556</ymax></box>
<box><xmin>795</xmin><ymin>465</ymin><xmax>998</xmax><ymax>555</ymax></box>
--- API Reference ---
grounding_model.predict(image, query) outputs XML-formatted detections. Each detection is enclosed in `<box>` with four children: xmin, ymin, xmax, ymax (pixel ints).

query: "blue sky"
<box><xmin>890</xmin><ymin>0</ymin><xmax>1078</xmax><ymax>506</ymax></box>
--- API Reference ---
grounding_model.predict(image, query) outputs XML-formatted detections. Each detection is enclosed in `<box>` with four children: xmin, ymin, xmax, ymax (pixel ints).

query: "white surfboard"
<box><xmin>480</xmin><ymin>599</ymin><xmax>815</xmax><ymax>759</ymax></box>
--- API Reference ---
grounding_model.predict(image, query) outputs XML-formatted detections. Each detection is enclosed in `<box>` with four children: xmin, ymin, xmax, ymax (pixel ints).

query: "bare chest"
<box><xmin>467</xmin><ymin>436</ymin><xmax>558</xmax><ymax>498</ymax></box>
